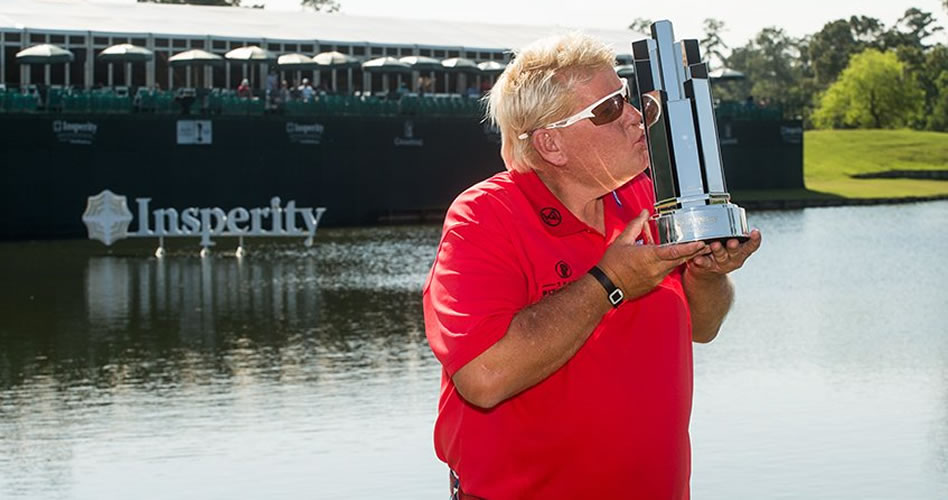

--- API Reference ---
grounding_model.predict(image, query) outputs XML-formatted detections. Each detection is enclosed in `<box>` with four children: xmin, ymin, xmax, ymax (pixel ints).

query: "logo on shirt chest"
<box><xmin>539</xmin><ymin>207</ymin><xmax>562</xmax><ymax>226</ymax></box>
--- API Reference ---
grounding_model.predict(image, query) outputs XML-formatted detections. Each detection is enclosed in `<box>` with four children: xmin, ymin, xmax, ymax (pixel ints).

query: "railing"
<box><xmin>0</xmin><ymin>86</ymin><xmax>487</xmax><ymax>118</ymax></box>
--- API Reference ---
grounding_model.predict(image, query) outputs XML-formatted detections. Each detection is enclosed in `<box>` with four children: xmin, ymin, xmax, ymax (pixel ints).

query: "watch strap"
<box><xmin>588</xmin><ymin>266</ymin><xmax>624</xmax><ymax>308</ymax></box>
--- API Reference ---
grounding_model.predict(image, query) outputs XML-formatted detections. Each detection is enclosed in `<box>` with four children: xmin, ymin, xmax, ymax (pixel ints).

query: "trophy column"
<box><xmin>632</xmin><ymin>20</ymin><xmax>749</xmax><ymax>245</ymax></box>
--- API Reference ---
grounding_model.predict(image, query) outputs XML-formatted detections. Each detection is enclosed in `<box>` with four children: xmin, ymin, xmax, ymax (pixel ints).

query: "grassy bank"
<box><xmin>803</xmin><ymin>129</ymin><xmax>948</xmax><ymax>198</ymax></box>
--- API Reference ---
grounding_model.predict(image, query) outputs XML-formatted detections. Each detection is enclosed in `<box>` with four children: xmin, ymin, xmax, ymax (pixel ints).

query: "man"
<box><xmin>423</xmin><ymin>33</ymin><xmax>761</xmax><ymax>499</ymax></box>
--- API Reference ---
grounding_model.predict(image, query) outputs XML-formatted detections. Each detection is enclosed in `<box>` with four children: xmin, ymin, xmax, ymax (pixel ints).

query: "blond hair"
<box><xmin>485</xmin><ymin>33</ymin><xmax>617</xmax><ymax>172</ymax></box>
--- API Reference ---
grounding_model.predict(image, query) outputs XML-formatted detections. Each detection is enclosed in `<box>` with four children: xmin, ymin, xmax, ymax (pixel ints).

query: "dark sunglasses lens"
<box><xmin>589</xmin><ymin>95</ymin><xmax>624</xmax><ymax>126</ymax></box>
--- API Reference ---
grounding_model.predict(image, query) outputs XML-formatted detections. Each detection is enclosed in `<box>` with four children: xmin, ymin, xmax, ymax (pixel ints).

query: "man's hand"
<box><xmin>598</xmin><ymin>210</ymin><xmax>709</xmax><ymax>300</ymax></box>
<box><xmin>686</xmin><ymin>229</ymin><xmax>762</xmax><ymax>279</ymax></box>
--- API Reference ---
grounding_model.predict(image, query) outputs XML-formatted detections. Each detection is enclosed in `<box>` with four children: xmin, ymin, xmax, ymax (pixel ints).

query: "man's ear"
<box><xmin>531</xmin><ymin>129</ymin><xmax>568</xmax><ymax>167</ymax></box>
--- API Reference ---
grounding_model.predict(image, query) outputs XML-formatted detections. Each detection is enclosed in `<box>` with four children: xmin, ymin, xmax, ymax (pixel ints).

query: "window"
<box><xmin>384</xmin><ymin>47</ymin><xmax>396</xmax><ymax>55</ymax></box>
<box><xmin>448</xmin><ymin>50</ymin><xmax>459</xmax><ymax>58</ymax></box>
<box><xmin>352</xmin><ymin>46</ymin><xmax>364</xmax><ymax>56</ymax></box>
<box><xmin>70</xmin><ymin>48</ymin><xmax>86</xmax><ymax>87</ymax></box>
<box><xmin>300</xmin><ymin>44</ymin><xmax>313</xmax><ymax>53</ymax></box>
<box><xmin>132</xmin><ymin>38</ymin><xmax>146</xmax><ymax>46</ymax></box>
<box><xmin>156</xmin><ymin>38</ymin><xmax>169</xmax><ymax>47</ymax></box>
<box><xmin>4</xmin><ymin>47</ymin><xmax>19</xmax><ymax>85</ymax></box>
<box><xmin>94</xmin><ymin>37</ymin><xmax>109</xmax><ymax>45</ymax></box>
<box><xmin>433</xmin><ymin>50</ymin><xmax>445</xmax><ymax>57</ymax></box>
<box><xmin>420</xmin><ymin>49</ymin><xmax>432</xmax><ymax>56</ymax></box>
<box><xmin>5</xmin><ymin>33</ymin><xmax>21</xmax><ymax>42</ymax></box>
<box><xmin>268</xmin><ymin>43</ymin><xmax>280</xmax><ymax>51</ymax></box>
<box><xmin>31</xmin><ymin>33</ymin><xmax>46</xmax><ymax>43</ymax></box>
<box><xmin>191</xmin><ymin>40</ymin><xmax>204</xmax><ymax>48</ymax></box>
<box><xmin>213</xmin><ymin>40</ymin><xmax>226</xmax><ymax>50</ymax></box>
<box><xmin>50</xmin><ymin>35</ymin><xmax>64</xmax><ymax>44</ymax></box>
<box><xmin>371</xmin><ymin>47</ymin><xmax>382</xmax><ymax>55</ymax></box>
<box><xmin>70</xmin><ymin>36</ymin><xmax>85</xmax><ymax>45</ymax></box>
<box><xmin>172</xmin><ymin>39</ymin><xmax>186</xmax><ymax>48</ymax></box>
<box><xmin>285</xmin><ymin>44</ymin><xmax>298</xmax><ymax>52</ymax></box>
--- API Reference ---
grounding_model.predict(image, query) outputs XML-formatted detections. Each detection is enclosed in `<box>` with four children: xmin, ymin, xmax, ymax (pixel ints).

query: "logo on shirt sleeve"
<box><xmin>540</xmin><ymin>207</ymin><xmax>562</xmax><ymax>226</ymax></box>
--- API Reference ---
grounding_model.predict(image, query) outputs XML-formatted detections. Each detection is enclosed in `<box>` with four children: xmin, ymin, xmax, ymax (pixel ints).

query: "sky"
<box><xmin>259</xmin><ymin>0</ymin><xmax>948</xmax><ymax>49</ymax></box>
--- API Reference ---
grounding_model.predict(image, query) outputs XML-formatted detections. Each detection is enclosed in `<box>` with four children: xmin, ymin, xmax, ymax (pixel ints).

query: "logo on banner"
<box><xmin>177</xmin><ymin>120</ymin><xmax>212</xmax><ymax>145</ymax></box>
<box><xmin>53</xmin><ymin>120</ymin><xmax>98</xmax><ymax>144</ymax></box>
<box><xmin>286</xmin><ymin>122</ymin><xmax>325</xmax><ymax>144</ymax></box>
<box><xmin>82</xmin><ymin>190</ymin><xmax>327</xmax><ymax>252</ymax></box>
<box><xmin>82</xmin><ymin>190</ymin><xmax>133</xmax><ymax>245</ymax></box>
<box><xmin>394</xmin><ymin>119</ymin><xmax>424</xmax><ymax>147</ymax></box>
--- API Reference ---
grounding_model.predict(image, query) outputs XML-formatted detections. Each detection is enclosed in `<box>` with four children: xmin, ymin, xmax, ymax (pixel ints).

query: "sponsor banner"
<box><xmin>82</xmin><ymin>190</ymin><xmax>327</xmax><ymax>251</ymax></box>
<box><xmin>780</xmin><ymin>126</ymin><xmax>803</xmax><ymax>144</ymax></box>
<box><xmin>394</xmin><ymin>119</ymin><xmax>423</xmax><ymax>147</ymax></box>
<box><xmin>286</xmin><ymin>122</ymin><xmax>325</xmax><ymax>145</ymax></box>
<box><xmin>177</xmin><ymin>120</ymin><xmax>213</xmax><ymax>145</ymax></box>
<box><xmin>53</xmin><ymin>119</ymin><xmax>98</xmax><ymax>145</ymax></box>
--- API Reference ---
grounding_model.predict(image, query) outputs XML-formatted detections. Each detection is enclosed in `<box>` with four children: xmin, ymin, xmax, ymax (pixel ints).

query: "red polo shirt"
<box><xmin>423</xmin><ymin>169</ymin><xmax>693</xmax><ymax>499</ymax></box>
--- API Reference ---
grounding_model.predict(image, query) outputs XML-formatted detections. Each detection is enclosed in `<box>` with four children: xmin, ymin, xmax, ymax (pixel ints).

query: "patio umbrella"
<box><xmin>169</xmin><ymin>50</ymin><xmax>223</xmax><ymax>89</ymax></box>
<box><xmin>362</xmin><ymin>57</ymin><xmax>412</xmax><ymax>73</ymax></box>
<box><xmin>98</xmin><ymin>43</ymin><xmax>154</xmax><ymax>87</ymax></box>
<box><xmin>16</xmin><ymin>44</ymin><xmax>73</xmax><ymax>64</ymax></box>
<box><xmin>362</xmin><ymin>57</ymin><xmax>413</xmax><ymax>93</ymax></box>
<box><xmin>168</xmin><ymin>49</ymin><xmax>224</xmax><ymax>67</ymax></box>
<box><xmin>313</xmin><ymin>51</ymin><xmax>360</xmax><ymax>69</ymax></box>
<box><xmin>97</xmin><ymin>43</ymin><xmax>153</xmax><ymax>63</ymax></box>
<box><xmin>477</xmin><ymin>61</ymin><xmax>506</xmax><ymax>74</ymax></box>
<box><xmin>615</xmin><ymin>64</ymin><xmax>636</xmax><ymax>78</ymax></box>
<box><xmin>278</xmin><ymin>53</ymin><xmax>318</xmax><ymax>70</ymax></box>
<box><xmin>224</xmin><ymin>45</ymin><xmax>277</xmax><ymax>63</ymax></box>
<box><xmin>708</xmin><ymin>67</ymin><xmax>745</xmax><ymax>81</ymax></box>
<box><xmin>441</xmin><ymin>57</ymin><xmax>479</xmax><ymax>72</ymax></box>
<box><xmin>399</xmin><ymin>56</ymin><xmax>442</xmax><ymax>72</ymax></box>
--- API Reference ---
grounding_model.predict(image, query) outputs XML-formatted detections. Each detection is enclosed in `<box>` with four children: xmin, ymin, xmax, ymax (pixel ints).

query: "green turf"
<box><xmin>803</xmin><ymin>129</ymin><xmax>948</xmax><ymax>198</ymax></box>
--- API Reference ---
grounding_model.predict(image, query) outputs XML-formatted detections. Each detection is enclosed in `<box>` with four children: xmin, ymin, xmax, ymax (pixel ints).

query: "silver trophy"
<box><xmin>632</xmin><ymin>20</ymin><xmax>749</xmax><ymax>245</ymax></box>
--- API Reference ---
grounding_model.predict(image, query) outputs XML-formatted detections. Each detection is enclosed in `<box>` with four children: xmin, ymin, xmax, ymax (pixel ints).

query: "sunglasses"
<box><xmin>517</xmin><ymin>78</ymin><xmax>661</xmax><ymax>140</ymax></box>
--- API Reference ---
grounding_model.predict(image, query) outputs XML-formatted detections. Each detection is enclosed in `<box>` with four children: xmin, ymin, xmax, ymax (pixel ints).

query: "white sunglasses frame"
<box><xmin>517</xmin><ymin>78</ymin><xmax>630</xmax><ymax>140</ymax></box>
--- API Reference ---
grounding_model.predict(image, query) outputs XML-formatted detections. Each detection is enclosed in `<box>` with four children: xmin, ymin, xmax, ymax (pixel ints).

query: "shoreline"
<box><xmin>734</xmin><ymin>193</ymin><xmax>948</xmax><ymax>210</ymax></box>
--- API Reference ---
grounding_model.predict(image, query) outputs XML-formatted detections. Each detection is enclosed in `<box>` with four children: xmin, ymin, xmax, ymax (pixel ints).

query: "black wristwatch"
<box><xmin>588</xmin><ymin>266</ymin><xmax>624</xmax><ymax>308</ymax></box>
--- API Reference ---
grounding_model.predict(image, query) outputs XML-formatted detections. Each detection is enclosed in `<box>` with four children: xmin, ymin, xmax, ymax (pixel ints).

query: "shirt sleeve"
<box><xmin>423</xmin><ymin>217</ymin><xmax>529</xmax><ymax>377</ymax></box>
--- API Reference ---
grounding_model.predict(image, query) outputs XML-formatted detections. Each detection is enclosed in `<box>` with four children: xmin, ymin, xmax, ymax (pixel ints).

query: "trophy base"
<box><xmin>655</xmin><ymin>203</ymin><xmax>748</xmax><ymax>245</ymax></box>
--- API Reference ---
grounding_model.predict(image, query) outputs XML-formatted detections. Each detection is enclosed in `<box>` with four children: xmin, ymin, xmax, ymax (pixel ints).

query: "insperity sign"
<box><xmin>82</xmin><ymin>190</ymin><xmax>327</xmax><ymax>256</ymax></box>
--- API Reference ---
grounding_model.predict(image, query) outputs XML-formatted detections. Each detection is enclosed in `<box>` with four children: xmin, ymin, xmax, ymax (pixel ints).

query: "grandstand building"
<box><xmin>1</xmin><ymin>0</ymin><xmax>637</xmax><ymax>93</ymax></box>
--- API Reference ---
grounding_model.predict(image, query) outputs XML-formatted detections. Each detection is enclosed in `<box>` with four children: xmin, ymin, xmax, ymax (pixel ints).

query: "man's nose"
<box><xmin>625</xmin><ymin>100</ymin><xmax>643</xmax><ymax>127</ymax></box>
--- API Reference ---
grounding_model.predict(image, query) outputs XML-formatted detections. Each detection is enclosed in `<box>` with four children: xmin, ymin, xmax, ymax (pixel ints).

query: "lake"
<box><xmin>1</xmin><ymin>201</ymin><xmax>946</xmax><ymax>499</ymax></box>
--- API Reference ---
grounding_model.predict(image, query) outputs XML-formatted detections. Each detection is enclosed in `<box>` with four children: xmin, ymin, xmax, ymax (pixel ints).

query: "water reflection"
<box><xmin>1</xmin><ymin>203</ymin><xmax>947</xmax><ymax>499</ymax></box>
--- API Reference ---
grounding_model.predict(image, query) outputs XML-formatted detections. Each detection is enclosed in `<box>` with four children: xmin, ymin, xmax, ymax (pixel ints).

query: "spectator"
<box><xmin>266</xmin><ymin>70</ymin><xmax>278</xmax><ymax>106</ymax></box>
<box><xmin>279</xmin><ymin>80</ymin><xmax>290</xmax><ymax>106</ymax></box>
<box><xmin>237</xmin><ymin>78</ymin><xmax>251</xmax><ymax>98</ymax></box>
<box><xmin>298</xmin><ymin>78</ymin><xmax>315</xmax><ymax>102</ymax></box>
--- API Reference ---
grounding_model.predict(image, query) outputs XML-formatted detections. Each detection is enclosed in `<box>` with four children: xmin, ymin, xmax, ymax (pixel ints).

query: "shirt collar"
<box><xmin>510</xmin><ymin>169</ymin><xmax>604</xmax><ymax>237</ymax></box>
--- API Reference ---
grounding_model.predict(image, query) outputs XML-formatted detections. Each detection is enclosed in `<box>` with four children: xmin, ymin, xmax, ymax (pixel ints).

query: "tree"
<box><xmin>927</xmin><ymin>71</ymin><xmax>948</xmax><ymax>131</ymax></box>
<box><xmin>719</xmin><ymin>27</ymin><xmax>814</xmax><ymax>119</ymax></box>
<box><xmin>301</xmin><ymin>0</ymin><xmax>340</xmax><ymax>12</ymax></box>
<box><xmin>882</xmin><ymin>8</ymin><xmax>943</xmax><ymax>50</ymax></box>
<box><xmin>897</xmin><ymin>43</ymin><xmax>948</xmax><ymax>129</ymax></box>
<box><xmin>807</xmin><ymin>16</ymin><xmax>886</xmax><ymax>86</ymax></box>
<box><xmin>812</xmin><ymin>49</ymin><xmax>923</xmax><ymax>129</ymax></box>
<box><xmin>628</xmin><ymin>18</ymin><xmax>653</xmax><ymax>34</ymax></box>
<box><xmin>700</xmin><ymin>18</ymin><xmax>728</xmax><ymax>68</ymax></box>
